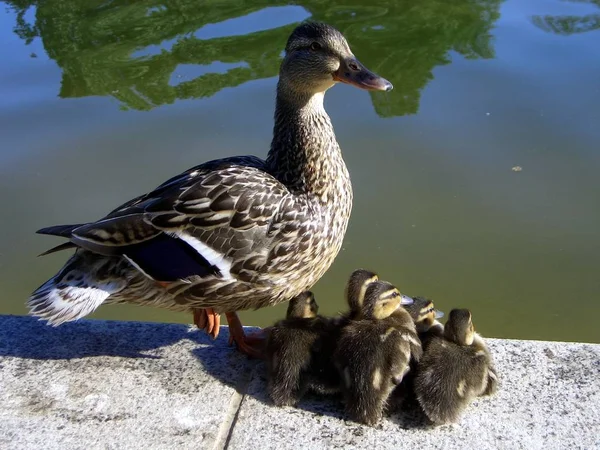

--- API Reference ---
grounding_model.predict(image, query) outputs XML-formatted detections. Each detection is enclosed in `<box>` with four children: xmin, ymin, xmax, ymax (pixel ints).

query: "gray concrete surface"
<box><xmin>0</xmin><ymin>315</ymin><xmax>598</xmax><ymax>450</ymax></box>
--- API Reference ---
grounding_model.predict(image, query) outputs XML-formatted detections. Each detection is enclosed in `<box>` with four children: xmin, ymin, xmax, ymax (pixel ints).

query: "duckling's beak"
<box><xmin>400</xmin><ymin>294</ymin><xmax>414</xmax><ymax>306</ymax></box>
<box><xmin>435</xmin><ymin>309</ymin><xmax>445</xmax><ymax>319</ymax></box>
<box><xmin>333</xmin><ymin>57</ymin><xmax>393</xmax><ymax>92</ymax></box>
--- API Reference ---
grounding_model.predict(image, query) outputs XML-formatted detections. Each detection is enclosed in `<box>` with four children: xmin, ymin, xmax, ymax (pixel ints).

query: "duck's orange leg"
<box><xmin>225</xmin><ymin>312</ymin><xmax>268</xmax><ymax>359</ymax></box>
<box><xmin>193</xmin><ymin>308</ymin><xmax>221</xmax><ymax>340</ymax></box>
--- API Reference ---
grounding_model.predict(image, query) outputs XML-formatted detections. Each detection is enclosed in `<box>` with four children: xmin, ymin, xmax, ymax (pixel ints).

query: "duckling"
<box><xmin>390</xmin><ymin>296</ymin><xmax>445</xmax><ymax>408</ymax></box>
<box><xmin>303</xmin><ymin>269</ymin><xmax>380</xmax><ymax>395</ymax></box>
<box><xmin>334</xmin><ymin>281</ymin><xmax>421</xmax><ymax>426</ymax></box>
<box><xmin>265</xmin><ymin>291</ymin><xmax>336</xmax><ymax>406</ymax></box>
<box><xmin>342</xmin><ymin>269</ymin><xmax>379</xmax><ymax>320</ymax></box>
<box><xmin>404</xmin><ymin>295</ymin><xmax>445</xmax><ymax>344</ymax></box>
<box><xmin>414</xmin><ymin>309</ymin><xmax>499</xmax><ymax>425</ymax></box>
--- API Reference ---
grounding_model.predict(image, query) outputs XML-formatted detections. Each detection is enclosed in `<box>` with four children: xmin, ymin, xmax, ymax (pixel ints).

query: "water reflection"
<box><xmin>6</xmin><ymin>0</ymin><xmax>501</xmax><ymax>116</ymax></box>
<box><xmin>532</xmin><ymin>0</ymin><xmax>600</xmax><ymax>35</ymax></box>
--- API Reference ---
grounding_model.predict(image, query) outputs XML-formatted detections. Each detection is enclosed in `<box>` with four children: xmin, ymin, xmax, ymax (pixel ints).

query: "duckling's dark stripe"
<box><xmin>380</xmin><ymin>289</ymin><xmax>400</xmax><ymax>300</ymax></box>
<box><xmin>420</xmin><ymin>306</ymin><xmax>435</xmax><ymax>315</ymax></box>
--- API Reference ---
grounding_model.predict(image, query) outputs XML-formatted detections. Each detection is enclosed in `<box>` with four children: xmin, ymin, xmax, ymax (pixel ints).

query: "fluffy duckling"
<box><xmin>265</xmin><ymin>291</ymin><xmax>337</xmax><ymax>406</ymax></box>
<box><xmin>342</xmin><ymin>269</ymin><xmax>379</xmax><ymax>320</ymax></box>
<box><xmin>305</xmin><ymin>269</ymin><xmax>381</xmax><ymax>395</ymax></box>
<box><xmin>334</xmin><ymin>281</ymin><xmax>421</xmax><ymax>426</ymax></box>
<box><xmin>391</xmin><ymin>296</ymin><xmax>445</xmax><ymax>407</ymax></box>
<box><xmin>404</xmin><ymin>295</ymin><xmax>445</xmax><ymax>343</ymax></box>
<box><xmin>414</xmin><ymin>309</ymin><xmax>498</xmax><ymax>425</ymax></box>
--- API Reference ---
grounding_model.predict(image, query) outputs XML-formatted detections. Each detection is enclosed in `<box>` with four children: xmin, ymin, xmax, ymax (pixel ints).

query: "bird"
<box><xmin>404</xmin><ymin>295</ymin><xmax>445</xmax><ymax>340</ymax></box>
<box><xmin>264</xmin><ymin>291</ymin><xmax>338</xmax><ymax>405</ymax></box>
<box><xmin>334</xmin><ymin>280</ymin><xmax>421</xmax><ymax>426</ymax></box>
<box><xmin>27</xmin><ymin>21</ymin><xmax>393</xmax><ymax>358</ymax></box>
<box><xmin>265</xmin><ymin>269</ymin><xmax>383</xmax><ymax>405</ymax></box>
<box><xmin>389</xmin><ymin>295</ymin><xmax>445</xmax><ymax>410</ymax></box>
<box><xmin>342</xmin><ymin>269</ymin><xmax>379</xmax><ymax>321</ymax></box>
<box><xmin>414</xmin><ymin>309</ymin><xmax>499</xmax><ymax>424</ymax></box>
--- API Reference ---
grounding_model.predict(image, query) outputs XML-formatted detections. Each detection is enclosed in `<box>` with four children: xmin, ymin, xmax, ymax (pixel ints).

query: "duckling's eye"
<box><xmin>310</xmin><ymin>42</ymin><xmax>322</xmax><ymax>51</ymax></box>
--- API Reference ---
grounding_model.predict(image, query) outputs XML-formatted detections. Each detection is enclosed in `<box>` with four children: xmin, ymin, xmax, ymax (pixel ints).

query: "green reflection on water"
<box><xmin>532</xmin><ymin>0</ymin><xmax>600</xmax><ymax>35</ymax></box>
<box><xmin>6</xmin><ymin>0</ymin><xmax>500</xmax><ymax>116</ymax></box>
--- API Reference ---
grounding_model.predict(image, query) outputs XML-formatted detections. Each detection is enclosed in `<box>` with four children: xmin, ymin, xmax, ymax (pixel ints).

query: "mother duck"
<box><xmin>28</xmin><ymin>22</ymin><xmax>392</xmax><ymax>358</ymax></box>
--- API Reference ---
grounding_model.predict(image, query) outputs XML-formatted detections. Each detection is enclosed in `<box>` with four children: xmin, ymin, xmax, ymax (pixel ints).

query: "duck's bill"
<box><xmin>333</xmin><ymin>58</ymin><xmax>393</xmax><ymax>92</ymax></box>
<box><xmin>435</xmin><ymin>309</ymin><xmax>445</xmax><ymax>319</ymax></box>
<box><xmin>400</xmin><ymin>294</ymin><xmax>414</xmax><ymax>306</ymax></box>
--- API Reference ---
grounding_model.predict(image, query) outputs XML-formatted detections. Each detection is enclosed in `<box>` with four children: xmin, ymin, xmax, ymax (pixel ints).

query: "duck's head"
<box><xmin>404</xmin><ymin>296</ymin><xmax>445</xmax><ymax>333</ymax></box>
<box><xmin>444</xmin><ymin>309</ymin><xmax>475</xmax><ymax>346</ymax></box>
<box><xmin>279</xmin><ymin>22</ymin><xmax>393</xmax><ymax>97</ymax></box>
<box><xmin>362</xmin><ymin>281</ymin><xmax>413</xmax><ymax>320</ymax></box>
<box><xmin>345</xmin><ymin>269</ymin><xmax>379</xmax><ymax>315</ymax></box>
<box><xmin>286</xmin><ymin>291</ymin><xmax>319</xmax><ymax>319</ymax></box>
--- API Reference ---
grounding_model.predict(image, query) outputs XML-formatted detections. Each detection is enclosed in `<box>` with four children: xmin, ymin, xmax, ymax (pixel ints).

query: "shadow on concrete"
<box><xmin>189</xmin><ymin>330</ymin><xmax>263</xmax><ymax>391</ymax></box>
<box><xmin>191</xmin><ymin>329</ymin><xmax>432</xmax><ymax>428</ymax></box>
<box><xmin>3</xmin><ymin>314</ymin><xmax>434</xmax><ymax>428</ymax></box>
<box><xmin>0</xmin><ymin>314</ymin><xmax>204</xmax><ymax>359</ymax></box>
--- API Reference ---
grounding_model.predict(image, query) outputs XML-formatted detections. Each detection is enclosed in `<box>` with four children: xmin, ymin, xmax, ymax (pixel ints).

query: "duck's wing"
<box><xmin>104</xmin><ymin>155</ymin><xmax>267</xmax><ymax>217</ymax></box>
<box><xmin>38</xmin><ymin>156</ymin><xmax>296</xmax><ymax>282</ymax></box>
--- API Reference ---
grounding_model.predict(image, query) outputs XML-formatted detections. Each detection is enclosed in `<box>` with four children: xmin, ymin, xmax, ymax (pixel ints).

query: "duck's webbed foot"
<box><xmin>193</xmin><ymin>308</ymin><xmax>221</xmax><ymax>339</ymax></box>
<box><xmin>225</xmin><ymin>311</ymin><xmax>269</xmax><ymax>359</ymax></box>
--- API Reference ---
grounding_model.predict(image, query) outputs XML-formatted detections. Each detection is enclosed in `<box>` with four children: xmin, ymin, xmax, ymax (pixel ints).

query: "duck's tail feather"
<box><xmin>38</xmin><ymin>242</ymin><xmax>78</xmax><ymax>257</ymax></box>
<box><xmin>28</xmin><ymin>251</ymin><xmax>127</xmax><ymax>326</ymax></box>
<box><xmin>37</xmin><ymin>223</ymin><xmax>84</xmax><ymax>238</ymax></box>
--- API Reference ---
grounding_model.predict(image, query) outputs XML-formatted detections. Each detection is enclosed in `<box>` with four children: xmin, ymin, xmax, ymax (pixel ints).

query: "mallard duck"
<box><xmin>265</xmin><ymin>291</ymin><xmax>337</xmax><ymax>405</ymax></box>
<box><xmin>334</xmin><ymin>280</ymin><xmax>421</xmax><ymax>426</ymax></box>
<box><xmin>414</xmin><ymin>309</ymin><xmax>499</xmax><ymax>425</ymax></box>
<box><xmin>27</xmin><ymin>22</ymin><xmax>392</xmax><ymax>357</ymax></box>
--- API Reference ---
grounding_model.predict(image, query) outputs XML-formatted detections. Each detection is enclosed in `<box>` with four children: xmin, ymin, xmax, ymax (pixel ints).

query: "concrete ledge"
<box><xmin>0</xmin><ymin>315</ymin><xmax>598</xmax><ymax>449</ymax></box>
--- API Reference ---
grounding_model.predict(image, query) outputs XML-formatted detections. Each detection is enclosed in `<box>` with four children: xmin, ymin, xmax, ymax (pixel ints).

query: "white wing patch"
<box><xmin>123</xmin><ymin>254</ymin><xmax>155</xmax><ymax>280</ymax></box>
<box><xmin>172</xmin><ymin>231</ymin><xmax>233</xmax><ymax>280</ymax></box>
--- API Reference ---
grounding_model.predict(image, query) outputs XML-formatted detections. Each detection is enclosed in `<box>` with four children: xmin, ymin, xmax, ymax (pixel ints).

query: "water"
<box><xmin>1</xmin><ymin>0</ymin><xmax>599</xmax><ymax>343</ymax></box>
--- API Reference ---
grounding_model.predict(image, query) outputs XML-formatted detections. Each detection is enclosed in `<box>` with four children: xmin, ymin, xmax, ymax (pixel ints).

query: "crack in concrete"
<box><xmin>213</xmin><ymin>363</ymin><xmax>256</xmax><ymax>450</ymax></box>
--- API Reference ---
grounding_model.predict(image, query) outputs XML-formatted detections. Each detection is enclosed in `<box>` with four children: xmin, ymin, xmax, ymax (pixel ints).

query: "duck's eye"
<box><xmin>310</xmin><ymin>42</ymin><xmax>322</xmax><ymax>51</ymax></box>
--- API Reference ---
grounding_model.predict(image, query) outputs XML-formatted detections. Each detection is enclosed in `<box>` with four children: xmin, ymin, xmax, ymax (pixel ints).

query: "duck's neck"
<box><xmin>266</xmin><ymin>82</ymin><xmax>349</xmax><ymax>201</ymax></box>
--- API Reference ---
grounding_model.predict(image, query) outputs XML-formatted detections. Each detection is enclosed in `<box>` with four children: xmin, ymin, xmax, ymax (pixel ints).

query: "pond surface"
<box><xmin>1</xmin><ymin>0</ymin><xmax>599</xmax><ymax>343</ymax></box>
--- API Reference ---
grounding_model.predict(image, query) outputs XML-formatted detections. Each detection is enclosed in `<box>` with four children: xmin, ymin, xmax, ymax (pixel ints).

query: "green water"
<box><xmin>1</xmin><ymin>0</ymin><xmax>599</xmax><ymax>343</ymax></box>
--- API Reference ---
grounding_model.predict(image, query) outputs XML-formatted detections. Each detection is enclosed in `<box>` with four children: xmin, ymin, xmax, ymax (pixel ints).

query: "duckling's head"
<box><xmin>286</xmin><ymin>291</ymin><xmax>319</xmax><ymax>319</ymax></box>
<box><xmin>404</xmin><ymin>296</ymin><xmax>445</xmax><ymax>333</ymax></box>
<box><xmin>345</xmin><ymin>269</ymin><xmax>379</xmax><ymax>315</ymax></box>
<box><xmin>444</xmin><ymin>309</ymin><xmax>475</xmax><ymax>346</ymax></box>
<box><xmin>279</xmin><ymin>22</ymin><xmax>392</xmax><ymax>98</ymax></box>
<box><xmin>362</xmin><ymin>281</ymin><xmax>414</xmax><ymax>320</ymax></box>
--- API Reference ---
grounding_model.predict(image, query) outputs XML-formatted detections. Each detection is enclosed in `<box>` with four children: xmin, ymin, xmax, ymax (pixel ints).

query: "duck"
<box><xmin>389</xmin><ymin>295</ymin><xmax>445</xmax><ymax>409</ymax></box>
<box><xmin>307</xmin><ymin>268</ymin><xmax>387</xmax><ymax>395</ymax></box>
<box><xmin>341</xmin><ymin>269</ymin><xmax>379</xmax><ymax>321</ymax></box>
<box><xmin>413</xmin><ymin>308</ymin><xmax>499</xmax><ymax>425</ymax></box>
<box><xmin>404</xmin><ymin>295</ymin><xmax>445</xmax><ymax>340</ymax></box>
<box><xmin>264</xmin><ymin>270</ymin><xmax>379</xmax><ymax>404</ymax></box>
<box><xmin>27</xmin><ymin>22</ymin><xmax>392</xmax><ymax>358</ymax></box>
<box><xmin>334</xmin><ymin>280</ymin><xmax>421</xmax><ymax>426</ymax></box>
<box><xmin>265</xmin><ymin>291</ymin><xmax>333</xmax><ymax>406</ymax></box>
